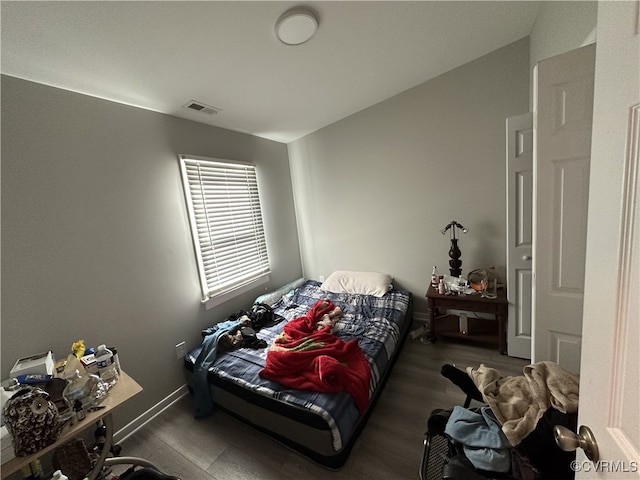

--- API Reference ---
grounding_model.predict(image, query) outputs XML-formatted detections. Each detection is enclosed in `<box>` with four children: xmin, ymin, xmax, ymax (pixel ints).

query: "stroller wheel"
<box><xmin>120</xmin><ymin>466</ymin><xmax>180</xmax><ymax>480</ymax></box>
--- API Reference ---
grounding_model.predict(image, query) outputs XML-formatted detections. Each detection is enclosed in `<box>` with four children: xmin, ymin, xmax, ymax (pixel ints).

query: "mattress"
<box><xmin>184</xmin><ymin>280</ymin><xmax>413</xmax><ymax>468</ymax></box>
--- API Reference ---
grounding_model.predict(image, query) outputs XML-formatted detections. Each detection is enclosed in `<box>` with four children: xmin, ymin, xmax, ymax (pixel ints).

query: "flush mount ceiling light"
<box><xmin>275</xmin><ymin>7</ymin><xmax>319</xmax><ymax>46</ymax></box>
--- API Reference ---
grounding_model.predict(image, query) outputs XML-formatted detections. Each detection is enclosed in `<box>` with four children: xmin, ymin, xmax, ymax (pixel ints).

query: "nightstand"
<box><xmin>426</xmin><ymin>284</ymin><xmax>508</xmax><ymax>354</ymax></box>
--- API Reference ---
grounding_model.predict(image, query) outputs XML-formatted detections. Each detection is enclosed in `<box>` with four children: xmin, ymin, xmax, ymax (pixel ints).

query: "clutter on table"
<box><xmin>1</xmin><ymin>339</ymin><xmax>122</xmax><ymax>459</ymax></box>
<box><xmin>430</xmin><ymin>266</ymin><xmax>500</xmax><ymax>298</ymax></box>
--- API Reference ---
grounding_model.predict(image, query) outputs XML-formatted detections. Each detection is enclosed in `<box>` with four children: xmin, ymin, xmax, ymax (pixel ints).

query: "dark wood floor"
<box><xmin>111</xmin><ymin>335</ymin><xmax>528</xmax><ymax>480</ymax></box>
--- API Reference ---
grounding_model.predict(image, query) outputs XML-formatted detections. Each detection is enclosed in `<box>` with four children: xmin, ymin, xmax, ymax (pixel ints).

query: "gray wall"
<box><xmin>288</xmin><ymin>37</ymin><xmax>531</xmax><ymax>315</ymax></box>
<box><xmin>0</xmin><ymin>75</ymin><xmax>302</xmax><ymax>428</ymax></box>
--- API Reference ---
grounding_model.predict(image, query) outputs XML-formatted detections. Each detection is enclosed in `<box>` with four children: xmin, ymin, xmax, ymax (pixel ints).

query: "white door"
<box><xmin>506</xmin><ymin>113</ymin><xmax>533</xmax><ymax>359</ymax></box>
<box><xmin>532</xmin><ymin>44</ymin><xmax>595</xmax><ymax>372</ymax></box>
<box><xmin>575</xmin><ymin>2</ymin><xmax>640</xmax><ymax>476</ymax></box>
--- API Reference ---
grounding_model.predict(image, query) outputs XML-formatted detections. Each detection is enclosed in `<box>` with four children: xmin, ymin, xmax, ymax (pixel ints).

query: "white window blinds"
<box><xmin>179</xmin><ymin>155</ymin><xmax>271</xmax><ymax>303</ymax></box>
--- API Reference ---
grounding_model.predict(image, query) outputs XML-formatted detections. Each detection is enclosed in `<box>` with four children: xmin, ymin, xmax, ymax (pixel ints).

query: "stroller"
<box><xmin>419</xmin><ymin>364</ymin><xmax>577</xmax><ymax>480</ymax></box>
<box><xmin>98</xmin><ymin>420</ymin><xmax>181</xmax><ymax>480</ymax></box>
<box><xmin>104</xmin><ymin>459</ymin><xmax>180</xmax><ymax>480</ymax></box>
<box><xmin>51</xmin><ymin>417</ymin><xmax>181</xmax><ymax>480</ymax></box>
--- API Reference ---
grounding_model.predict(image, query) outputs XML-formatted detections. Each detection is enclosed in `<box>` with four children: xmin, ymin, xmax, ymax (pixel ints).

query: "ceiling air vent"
<box><xmin>182</xmin><ymin>100</ymin><xmax>222</xmax><ymax>116</ymax></box>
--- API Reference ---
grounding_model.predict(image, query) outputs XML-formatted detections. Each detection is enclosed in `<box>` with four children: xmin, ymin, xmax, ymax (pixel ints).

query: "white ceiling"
<box><xmin>1</xmin><ymin>1</ymin><xmax>542</xmax><ymax>144</ymax></box>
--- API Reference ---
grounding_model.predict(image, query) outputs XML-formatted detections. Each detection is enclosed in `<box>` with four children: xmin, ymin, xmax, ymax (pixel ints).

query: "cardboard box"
<box><xmin>9</xmin><ymin>351</ymin><xmax>54</xmax><ymax>378</ymax></box>
<box><xmin>80</xmin><ymin>353</ymin><xmax>99</xmax><ymax>375</ymax></box>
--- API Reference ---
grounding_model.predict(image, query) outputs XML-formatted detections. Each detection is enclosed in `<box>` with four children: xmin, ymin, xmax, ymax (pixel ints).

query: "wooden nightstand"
<box><xmin>426</xmin><ymin>284</ymin><xmax>508</xmax><ymax>354</ymax></box>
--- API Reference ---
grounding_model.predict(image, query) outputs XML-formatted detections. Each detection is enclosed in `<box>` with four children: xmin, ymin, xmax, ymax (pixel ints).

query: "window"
<box><xmin>179</xmin><ymin>155</ymin><xmax>270</xmax><ymax>307</ymax></box>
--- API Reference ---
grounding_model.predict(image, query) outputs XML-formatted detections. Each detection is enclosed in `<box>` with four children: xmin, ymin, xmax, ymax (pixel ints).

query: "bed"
<box><xmin>183</xmin><ymin>273</ymin><xmax>413</xmax><ymax>468</ymax></box>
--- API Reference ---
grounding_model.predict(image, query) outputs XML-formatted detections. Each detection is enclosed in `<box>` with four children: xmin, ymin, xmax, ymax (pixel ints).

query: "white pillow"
<box><xmin>320</xmin><ymin>270</ymin><xmax>393</xmax><ymax>297</ymax></box>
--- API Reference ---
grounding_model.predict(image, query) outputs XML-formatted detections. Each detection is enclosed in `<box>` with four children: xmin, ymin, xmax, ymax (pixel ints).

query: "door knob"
<box><xmin>522</xmin><ymin>255</ymin><xmax>531</xmax><ymax>261</ymax></box>
<box><xmin>554</xmin><ymin>425</ymin><xmax>600</xmax><ymax>462</ymax></box>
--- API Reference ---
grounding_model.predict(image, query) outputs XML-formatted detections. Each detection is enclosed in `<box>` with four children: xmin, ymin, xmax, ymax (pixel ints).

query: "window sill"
<box><xmin>202</xmin><ymin>274</ymin><xmax>270</xmax><ymax>310</ymax></box>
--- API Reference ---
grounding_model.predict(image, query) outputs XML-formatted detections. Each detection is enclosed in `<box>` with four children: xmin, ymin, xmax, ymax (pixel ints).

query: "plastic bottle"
<box><xmin>431</xmin><ymin>266</ymin><xmax>439</xmax><ymax>288</ymax></box>
<box><xmin>438</xmin><ymin>278</ymin><xmax>445</xmax><ymax>295</ymax></box>
<box><xmin>63</xmin><ymin>369</ymin><xmax>101</xmax><ymax>407</ymax></box>
<box><xmin>52</xmin><ymin>470</ymin><xmax>69</xmax><ymax>480</ymax></box>
<box><xmin>95</xmin><ymin>345</ymin><xmax>119</xmax><ymax>387</ymax></box>
<box><xmin>108</xmin><ymin>346</ymin><xmax>121</xmax><ymax>374</ymax></box>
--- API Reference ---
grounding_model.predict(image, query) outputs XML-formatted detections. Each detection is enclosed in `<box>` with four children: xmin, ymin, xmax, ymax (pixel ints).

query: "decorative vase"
<box><xmin>448</xmin><ymin>239</ymin><xmax>462</xmax><ymax>277</ymax></box>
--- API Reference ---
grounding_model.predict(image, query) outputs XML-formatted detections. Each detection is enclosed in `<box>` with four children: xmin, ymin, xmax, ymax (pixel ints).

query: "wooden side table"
<box><xmin>426</xmin><ymin>284</ymin><xmax>508</xmax><ymax>354</ymax></box>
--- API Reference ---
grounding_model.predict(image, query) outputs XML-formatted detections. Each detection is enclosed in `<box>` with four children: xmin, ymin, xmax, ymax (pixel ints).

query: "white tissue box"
<box><xmin>9</xmin><ymin>351</ymin><xmax>54</xmax><ymax>378</ymax></box>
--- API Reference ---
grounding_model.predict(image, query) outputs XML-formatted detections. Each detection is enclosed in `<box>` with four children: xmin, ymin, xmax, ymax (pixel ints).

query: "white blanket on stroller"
<box><xmin>466</xmin><ymin>361</ymin><xmax>579</xmax><ymax>446</ymax></box>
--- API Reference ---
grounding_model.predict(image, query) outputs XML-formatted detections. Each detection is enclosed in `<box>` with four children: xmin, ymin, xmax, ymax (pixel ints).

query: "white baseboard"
<box><xmin>114</xmin><ymin>384</ymin><xmax>189</xmax><ymax>444</ymax></box>
<box><xmin>413</xmin><ymin>311</ymin><xmax>429</xmax><ymax>325</ymax></box>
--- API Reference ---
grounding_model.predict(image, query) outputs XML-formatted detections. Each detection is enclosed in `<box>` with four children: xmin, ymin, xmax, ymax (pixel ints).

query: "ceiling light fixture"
<box><xmin>275</xmin><ymin>7</ymin><xmax>319</xmax><ymax>46</ymax></box>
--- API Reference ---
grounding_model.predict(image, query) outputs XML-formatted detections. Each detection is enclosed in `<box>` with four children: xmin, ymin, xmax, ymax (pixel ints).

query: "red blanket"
<box><xmin>259</xmin><ymin>300</ymin><xmax>371</xmax><ymax>414</ymax></box>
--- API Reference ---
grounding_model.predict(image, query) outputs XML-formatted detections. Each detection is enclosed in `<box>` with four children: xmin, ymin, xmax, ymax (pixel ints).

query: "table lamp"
<box><xmin>440</xmin><ymin>220</ymin><xmax>468</xmax><ymax>277</ymax></box>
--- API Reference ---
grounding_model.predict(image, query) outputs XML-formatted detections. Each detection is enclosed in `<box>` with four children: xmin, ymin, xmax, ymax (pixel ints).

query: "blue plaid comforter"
<box><xmin>189</xmin><ymin>280</ymin><xmax>411</xmax><ymax>451</ymax></box>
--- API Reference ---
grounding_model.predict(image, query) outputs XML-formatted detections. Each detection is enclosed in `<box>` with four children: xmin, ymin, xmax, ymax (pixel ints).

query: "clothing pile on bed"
<box><xmin>192</xmin><ymin>303</ymin><xmax>284</xmax><ymax>418</ymax></box>
<box><xmin>192</xmin><ymin>298</ymin><xmax>375</xmax><ymax>418</ymax></box>
<box><xmin>259</xmin><ymin>299</ymin><xmax>371</xmax><ymax>414</ymax></box>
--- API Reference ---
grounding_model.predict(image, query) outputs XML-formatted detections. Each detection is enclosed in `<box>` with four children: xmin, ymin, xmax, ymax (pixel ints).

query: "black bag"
<box><xmin>239</xmin><ymin>327</ymin><xmax>267</xmax><ymax>349</ymax></box>
<box><xmin>202</xmin><ymin>303</ymin><xmax>285</xmax><ymax>339</ymax></box>
<box><xmin>249</xmin><ymin>303</ymin><xmax>284</xmax><ymax>329</ymax></box>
